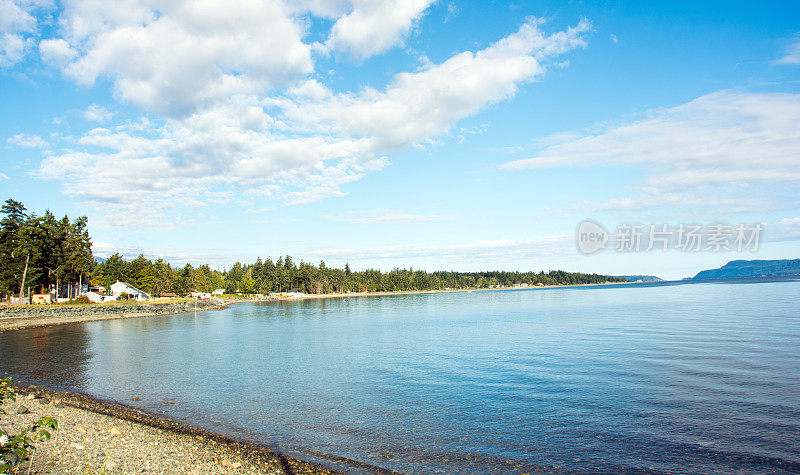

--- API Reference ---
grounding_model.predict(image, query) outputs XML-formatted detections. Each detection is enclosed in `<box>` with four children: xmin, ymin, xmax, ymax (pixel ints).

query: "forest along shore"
<box><xmin>0</xmin><ymin>385</ymin><xmax>340</xmax><ymax>474</ymax></box>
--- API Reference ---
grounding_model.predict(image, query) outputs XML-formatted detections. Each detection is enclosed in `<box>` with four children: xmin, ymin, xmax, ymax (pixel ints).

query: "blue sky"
<box><xmin>1</xmin><ymin>0</ymin><xmax>799</xmax><ymax>279</ymax></box>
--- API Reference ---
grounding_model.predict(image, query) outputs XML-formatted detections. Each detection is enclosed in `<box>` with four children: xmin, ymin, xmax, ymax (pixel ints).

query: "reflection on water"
<box><xmin>1</xmin><ymin>278</ymin><xmax>799</xmax><ymax>474</ymax></box>
<box><xmin>0</xmin><ymin>324</ymin><xmax>92</xmax><ymax>390</ymax></box>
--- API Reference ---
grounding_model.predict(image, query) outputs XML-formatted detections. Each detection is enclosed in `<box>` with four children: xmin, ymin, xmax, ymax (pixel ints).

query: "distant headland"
<box><xmin>693</xmin><ymin>259</ymin><xmax>800</xmax><ymax>280</ymax></box>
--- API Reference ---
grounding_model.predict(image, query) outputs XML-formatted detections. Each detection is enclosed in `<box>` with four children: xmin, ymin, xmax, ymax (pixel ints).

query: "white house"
<box><xmin>85</xmin><ymin>291</ymin><xmax>118</xmax><ymax>303</ymax></box>
<box><xmin>188</xmin><ymin>291</ymin><xmax>212</xmax><ymax>300</ymax></box>
<box><xmin>110</xmin><ymin>281</ymin><xmax>151</xmax><ymax>301</ymax></box>
<box><xmin>212</xmin><ymin>289</ymin><xmax>225</xmax><ymax>296</ymax></box>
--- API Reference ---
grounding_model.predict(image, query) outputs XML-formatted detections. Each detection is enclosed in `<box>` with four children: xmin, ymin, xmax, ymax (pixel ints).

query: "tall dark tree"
<box><xmin>0</xmin><ymin>199</ymin><xmax>28</xmax><ymax>294</ymax></box>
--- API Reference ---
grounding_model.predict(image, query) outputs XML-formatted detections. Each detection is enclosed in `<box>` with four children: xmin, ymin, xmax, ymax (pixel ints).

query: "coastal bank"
<box><xmin>0</xmin><ymin>300</ymin><xmax>232</xmax><ymax>332</ymax></box>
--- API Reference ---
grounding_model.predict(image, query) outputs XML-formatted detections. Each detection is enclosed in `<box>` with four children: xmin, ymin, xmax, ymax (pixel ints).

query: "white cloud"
<box><xmin>0</xmin><ymin>0</ymin><xmax>36</xmax><ymax>33</ymax></box>
<box><xmin>324</xmin><ymin>0</ymin><xmax>434</xmax><ymax>59</ymax></box>
<box><xmin>0</xmin><ymin>31</ymin><xmax>27</xmax><ymax>65</ymax></box>
<box><xmin>54</xmin><ymin>0</ymin><xmax>314</xmax><ymax>117</ymax></box>
<box><xmin>0</xmin><ymin>0</ymin><xmax>34</xmax><ymax>66</ymax></box>
<box><xmin>83</xmin><ymin>103</ymin><xmax>112</xmax><ymax>122</ymax></box>
<box><xmin>91</xmin><ymin>240</ymin><xmax>233</xmax><ymax>266</ymax></box>
<box><xmin>594</xmin><ymin>192</ymin><xmax>773</xmax><ymax>213</ymax></box>
<box><xmin>35</xmin><ymin>100</ymin><xmax>386</xmax><ymax>212</ymax></box>
<box><xmin>776</xmin><ymin>37</ymin><xmax>800</xmax><ymax>65</ymax></box>
<box><xmin>0</xmin><ymin>172</ymin><xmax>8</xmax><ymax>180</ymax></box>
<box><xmin>7</xmin><ymin>132</ymin><xmax>47</xmax><ymax>147</ymax></box>
<box><xmin>769</xmin><ymin>217</ymin><xmax>800</xmax><ymax>242</ymax></box>
<box><xmin>778</xmin><ymin>217</ymin><xmax>800</xmax><ymax>226</ymax></box>
<box><xmin>503</xmin><ymin>91</ymin><xmax>800</xmax><ymax>212</ymax></box>
<box><xmin>0</xmin><ymin>0</ymin><xmax>52</xmax><ymax>66</ymax></box>
<box><xmin>33</xmin><ymin>17</ymin><xmax>589</xmax><ymax>224</ymax></box>
<box><xmin>283</xmin><ymin>18</ymin><xmax>591</xmax><ymax>149</ymax></box>
<box><xmin>329</xmin><ymin>211</ymin><xmax>456</xmax><ymax>223</ymax></box>
<box><xmin>309</xmin><ymin>235</ymin><xmax>571</xmax><ymax>260</ymax></box>
<box><xmin>38</xmin><ymin>38</ymin><xmax>76</xmax><ymax>66</ymax></box>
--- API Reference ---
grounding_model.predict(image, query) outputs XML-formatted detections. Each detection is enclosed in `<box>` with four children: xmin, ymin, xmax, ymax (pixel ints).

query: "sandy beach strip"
<box><xmin>0</xmin><ymin>386</ymin><xmax>343</xmax><ymax>474</ymax></box>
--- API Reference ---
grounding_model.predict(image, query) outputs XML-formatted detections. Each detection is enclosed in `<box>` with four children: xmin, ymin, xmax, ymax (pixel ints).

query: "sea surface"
<box><xmin>2</xmin><ymin>277</ymin><xmax>800</xmax><ymax>473</ymax></box>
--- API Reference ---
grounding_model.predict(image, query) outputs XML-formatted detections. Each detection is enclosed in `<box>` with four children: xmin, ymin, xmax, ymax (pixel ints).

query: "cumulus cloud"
<box><xmin>0</xmin><ymin>31</ymin><xmax>26</xmax><ymax>65</ymax></box>
<box><xmin>36</xmin><ymin>99</ymin><xmax>388</xmax><ymax>211</ymax></box>
<box><xmin>38</xmin><ymin>38</ymin><xmax>76</xmax><ymax>66</ymax></box>
<box><xmin>503</xmin><ymin>91</ymin><xmax>800</xmax><ymax>212</ymax></box>
<box><xmin>83</xmin><ymin>103</ymin><xmax>112</xmax><ymax>122</ymax></box>
<box><xmin>0</xmin><ymin>0</ymin><xmax>38</xmax><ymax>66</ymax></box>
<box><xmin>282</xmin><ymin>18</ymin><xmax>591</xmax><ymax>149</ymax></box>
<box><xmin>32</xmin><ymin>14</ymin><xmax>589</xmax><ymax>223</ymax></box>
<box><xmin>324</xmin><ymin>0</ymin><xmax>434</xmax><ymax>59</ymax></box>
<box><xmin>54</xmin><ymin>0</ymin><xmax>314</xmax><ymax>117</ymax></box>
<box><xmin>7</xmin><ymin>132</ymin><xmax>47</xmax><ymax>147</ymax></box>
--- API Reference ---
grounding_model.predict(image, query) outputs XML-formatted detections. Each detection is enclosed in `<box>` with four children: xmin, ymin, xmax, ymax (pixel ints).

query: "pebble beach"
<box><xmin>0</xmin><ymin>387</ymin><xmax>340</xmax><ymax>474</ymax></box>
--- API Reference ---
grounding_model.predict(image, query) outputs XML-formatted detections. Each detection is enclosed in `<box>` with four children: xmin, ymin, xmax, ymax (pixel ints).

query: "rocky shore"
<box><xmin>1</xmin><ymin>386</ymin><xmax>340</xmax><ymax>474</ymax></box>
<box><xmin>0</xmin><ymin>300</ymin><xmax>230</xmax><ymax>332</ymax></box>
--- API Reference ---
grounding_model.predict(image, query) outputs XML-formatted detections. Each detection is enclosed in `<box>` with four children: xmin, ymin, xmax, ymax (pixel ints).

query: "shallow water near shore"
<box><xmin>2</xmin><ymin>278</ymin><xmax>800</xmax><ymax>473</ymax></box>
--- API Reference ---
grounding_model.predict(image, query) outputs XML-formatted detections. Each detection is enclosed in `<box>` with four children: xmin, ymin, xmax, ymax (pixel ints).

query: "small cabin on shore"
<box><xmin>110</xmin><ymin>281</ymin><xmax>151</xmax><ymax>301</ymax></box>
<box><xmin>85</xmin><ymin>291</ymin><xmax>118</xmax><ymax>303</ymax></box>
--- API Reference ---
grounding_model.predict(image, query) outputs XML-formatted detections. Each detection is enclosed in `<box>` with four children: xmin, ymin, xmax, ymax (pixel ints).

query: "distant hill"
<box><xmin>693</xmin><ymin>259</ymin><xmax>800</xmax><ymax>279</ymax></box>
<box><xmin>615</xmin><ymin>275</ymin><xmax>663</xmax><ymax>283</ymax></box>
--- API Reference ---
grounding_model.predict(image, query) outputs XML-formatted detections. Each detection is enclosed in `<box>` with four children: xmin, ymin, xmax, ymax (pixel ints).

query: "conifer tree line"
<box><xmin>0</xmin><ymin>199</ymin><xmax>93</xmax><ymax>297</ymax></box>
<box><xmin>1</xmin><ymin>199</ymin><xmax>624</xmax><ymax>298</ymax></box>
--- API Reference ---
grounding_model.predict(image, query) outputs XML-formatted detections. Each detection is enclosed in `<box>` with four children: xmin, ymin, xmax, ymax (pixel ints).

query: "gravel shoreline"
<box><xmin>0</xmin><ymin>300</ymin><xmax>234</xmax><ymax>332</ymax></box>
<box><xmin>1</xmin><ymin>385</ymin><xmax>343</xmax><ymax>474</ymax></box>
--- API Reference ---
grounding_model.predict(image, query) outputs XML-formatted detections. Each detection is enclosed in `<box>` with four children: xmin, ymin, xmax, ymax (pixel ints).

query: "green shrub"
<box><xmin>0</xmin><ymin>416</ymin><xmax>58</xmax><ymax>472</ymax></box>
<box><xmin>62</xmin><ymin>295</ymin><xmax>92</xmax><ymax>305</ymax></box>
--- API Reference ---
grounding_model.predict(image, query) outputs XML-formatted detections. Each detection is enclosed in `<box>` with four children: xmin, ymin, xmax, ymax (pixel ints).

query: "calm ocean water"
<box><xmin>2</xmin><ymin>278</ymin><xmax>800</xmax><ymax>473</ymax></box>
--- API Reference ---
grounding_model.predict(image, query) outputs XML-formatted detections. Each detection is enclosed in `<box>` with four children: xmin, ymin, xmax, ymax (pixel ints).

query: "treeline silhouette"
<box><xmin>95</xmin><ymin>253</ymin><xmax>624</xmax><ymax>296</ymax></box>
